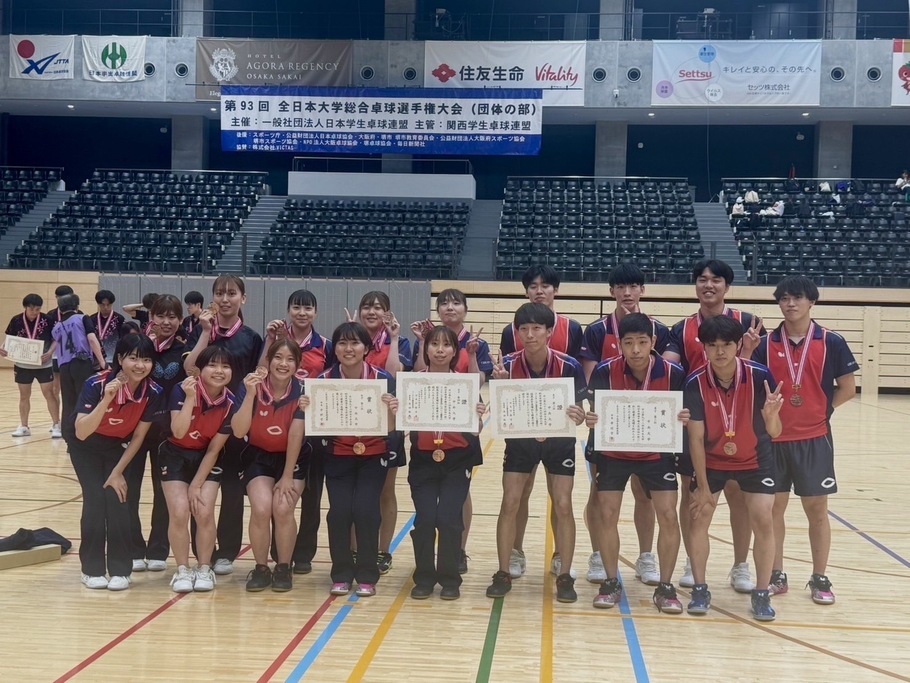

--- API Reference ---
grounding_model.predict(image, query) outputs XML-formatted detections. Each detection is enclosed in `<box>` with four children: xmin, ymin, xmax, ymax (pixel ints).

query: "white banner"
<box><xmin>892</xmin><ymin>39</ymin><xmax>910</xmax><ymax>106</ymax></box>
<box><xmin>425</xmin><ymin>41</ymin><xmax>586</xmax><ymax>106</ymax></box>
<box><xmin>9</xmin><ymin>35</ymin><xmax>74</xmax><ymax>80</ymax></box>
<box><xmin>82</xmin><ymin>36</ymin><xmax>147</xmax><ymax>82</ymax></box>
<box><xmin>651</xmin><ymin>41</ymin><xmax>821</xmax><ymax>106</ymax></box>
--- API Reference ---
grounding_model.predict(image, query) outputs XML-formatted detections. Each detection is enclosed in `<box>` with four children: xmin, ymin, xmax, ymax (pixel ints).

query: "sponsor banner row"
<box><xmin>220</xmin><ymin>86</ymin><xmax>542</xmax><ymax>155</ymax></box>
<box><xmin>10</xmin><ymin>35</ymin><xmax>147</xmax><ymax>82</ymax></box>
<box><xmin>893</xmin><ymin>39</ymin><xmax>910</xmax><ymax>106</ymax></box>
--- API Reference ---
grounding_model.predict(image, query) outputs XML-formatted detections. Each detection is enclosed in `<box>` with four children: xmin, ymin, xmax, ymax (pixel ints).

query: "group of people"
<box><xmin>5</xmin><ymin>259</ymin><xmax>856</xmax><ymax>621</ymax></box>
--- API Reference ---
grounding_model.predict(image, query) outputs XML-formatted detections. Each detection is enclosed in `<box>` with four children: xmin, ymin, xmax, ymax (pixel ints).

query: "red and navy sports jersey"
<box><xmin>755</xmin><ymin>322</ymin><xmax>858</xmax><ymax>442</ymax></box>
<box><xmin>500</xmin><ymin>314</ymin><xmax>584</xmax><ymax>361</ymax></box>
<box><xmin>317</xmin><ymin>364</ymin><xmax>395</xmax><ymax>457</ymax></box>
<box><xmin>667</xmin><ymin>308</ymin><xmax>762</xmax><ymax>374</ymax></box>
<box><xmin>167</xmin><ymin>383</ymin><xmax>238</xmax><ymax>450</ymax></box>
<box><xmin>580</xmin><ymin>314</ymin><xmax>671</xmax><ymax>363</ymax></box>
<box><xmin>586</xmin><ymin>354</ymin><xmax>686</xmax><ymax>461</ymax></box>
<box><xmin>411</xmin><ymin>330</ymin><xmax>495</xmax><ymax>376</ymax></box>
<box><xmin>185</xmin><ymin>324</ymin><xmax>263</xmax><ymax>393</ymax></box>
<box><xmin>365</xmin><ymin>335</ymin><xmax>412</xmax><ymax>372</ymax></box>
<box><xmin>295</xmin><ymin>330</ymin><xmax>332</xmax><ymax>380</ymax></box>
<box><xmin>6</xmin><ymin>313</ymin><xmax>54</xmax><ymax>351</ymax></box>
<box><xmin>234</xmin><ymin>381</ymin><xmax>304</xmax><ymax>454</ymax></box>
<box><xmin>503</xmin><ymin>349</ymin><xmax>587</xmax><ymax>403</ymax></box>
<box><xmin>684</xmin><ymin>358</ymin><xmax>776</xmax><ymax>471</ymax></box>
<box><xmin>76</xmin><ymin>371</ymin><xmax>166</xmax><ymax>439</ymax></box>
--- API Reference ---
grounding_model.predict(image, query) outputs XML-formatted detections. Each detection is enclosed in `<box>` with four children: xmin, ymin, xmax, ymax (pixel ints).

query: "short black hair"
<box><xmin>436</xmin><ymin>288</ymin><xmax>468</xmax><ymax>311</ymax></box>
<box><xmin>110</xmin><ymin>334</ymin><xmax>155</xmax><ymax>375</ymax></box>
<box><xmin>95</xmin><ymin>289</ymin><xmax>115</xmax><ymax>304</ymax></box>
<box><xmin>609</xmin><ymin>263</ymin><xmax>645</xmax><ymax>287</ymax></box>
<box><xmin>55</xmin><ymin>285</ymin><xmax>74</xmax><ymax>297</ymax></box>
<box><xmin>698</xmin><ymin>315</ymin><xmax>743</xmax><ymax>344</ymax></box>
<box><xmin>184</xmin><ymin>290</ymin><xmax>204</xmax><ymax>306</ymax></box>
<box><xmin>513</xmin><ymin>302</ymin><xmax>555</xmax><ymax>329</ymax></box>
<box><xmin>141</xmin><ymin>292</ymin><xmax>159</xmax><ymax>309</ymax></box>
<box><xmin>58</xmin><ymin>293</ymin><xmax>80</xmax><ymax>313</ymax></box>
<box><xmin>773</xmin><ymin>275</ymin><xmax>819</xmax><ymax>303</ymax></box>
<box><xmin>150</xmin><ymin>294</ymin><xmax>183</xmax><ymax>319</ymax></box>
<box><xmin>331</xmin><ymin>321</ymin><xmax>372</xmax><ymax>349</ymax></box>
<box><xmin>288</xmin><ymin>289</ymin><xmax>318</xmax><ymax>309</ymax></box>
<box><xmin>692</xmin><ymin>259</ymin><xmax>734</xmax><ymax>285</ymax></box>
<box><xmin>422</xmin><ymin>326</ymin><xmax>461</xmax><ymax>370</ymax></box>
<box><xmin>618</xmin><ymin>312</ymin><xmax>653</xmax><ymax>339</ymax></box>
<box><xmin>22</xmin><ymin>293</ymin><xmax>43</xmax><ymax>308</ymax></box>
<box><xmin>195</xmin><ymin>345</ymin><xmax>234</xmax><ymax>371</ymax></box>
<box><xmin>521</xmin><ymin>264</ymin><xmax>561</xmax><ymax>291</ymax></box>
<box><xmin>121</xmin><ymin>320</ymin><xmax>142</xmax><ymax>334</ymax></box>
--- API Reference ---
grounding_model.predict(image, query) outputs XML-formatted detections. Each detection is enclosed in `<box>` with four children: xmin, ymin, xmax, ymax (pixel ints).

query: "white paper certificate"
<box><xmin>304</xmin><ymin>378</ymin><xmax>389</xmax><ymax>436</ymax></box>
<box><xmin>593</xmin><ymin>390</ymin><xmax>684</xmax><ymax>453</ymax></box>
<box><xmin>3</xmin><ymin>336</ymin><xmax>43</xmax><ymax>367</ymax></box>
<box><xmin>489</xmin><ymin>377</ymin><xmax>577</xmax><ymax>439</ymax></box>
<box><xmin>395</xmin><ymin>372</ymin><xmax>480</xmax><ymax>433</ymax></box>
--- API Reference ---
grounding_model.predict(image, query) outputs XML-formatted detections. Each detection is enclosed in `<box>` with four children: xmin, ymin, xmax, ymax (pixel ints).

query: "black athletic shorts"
<box><xmin>503</xmin><ymin>437</ymin><xmax>575</xmax><ymax>476</ymax></box>
<box><xmin>772</xmin><ymin>434</ymin><xmax>837</xmax><ymax>496</ymax></box>
<box><xmin>239</xmin><ymin>443</ymin><xmax>307</xmax><ymax>485</ymax></box>
<box><xmin>158</xmin><ymin>440</ymin><xmax>223</xmax><ymax>484</ymax></box>
<box><xmin>692</xmin><ymin>464</ymin><xmax>776</xmax><ymax>495</ymax></box>
<box><xmin>594</xmin><ymin>454</ymin><xmax>678</xmax><ymax>493</ymax></box>
<box><xmin>14</xmin><ymin>366</ymin><xmax>54</xmax><ymax>385</ymax></box>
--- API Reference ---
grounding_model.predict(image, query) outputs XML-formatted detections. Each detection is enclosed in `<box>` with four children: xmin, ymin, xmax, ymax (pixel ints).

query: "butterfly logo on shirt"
<box><xmin>155</xmin><ymin>361</ymin><xmax>182</xmax><ymax>380</ymax></box>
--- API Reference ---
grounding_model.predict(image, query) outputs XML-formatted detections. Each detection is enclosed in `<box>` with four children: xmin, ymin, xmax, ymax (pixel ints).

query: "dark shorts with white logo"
<box><xmin>158</xmin><ymin>440</ymin><xmax>223</xmax><ymax>484</ymax></box>
<box><xmin>503</xmin><ymin>437</ymin><xmax>575</xmax><ymax>476</ymax></box>
<box><xmin>693</xmin><ymin>463</ymin><xmax>776</xmax><ymax>495</ymax></box>
<box><xmin>772</xmin><ymin>434</ymin><xmax>836</xmax><ymax>496</ymax></box>
<box><xmin>594</xmin><ymin>454</ymin><xmax>678</xmax><ymax>493</ymax></box>
<box><xmin>239</xmin><ymin>443</ymin><xmax>307</xmax><ymax>486</ymax></box>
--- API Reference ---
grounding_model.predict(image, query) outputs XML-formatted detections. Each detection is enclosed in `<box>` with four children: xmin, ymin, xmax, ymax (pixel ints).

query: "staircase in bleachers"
<box><xmin>692</xmin><ymin>202</ymin><xmax>748</xmax><ymax>283</ymax></box>
<box><xmin>0</xmin><ymin>190</ymin><xmax>71</xmax><ymax>268</ymax></box>
<box><xmin>1</xmin><ymin>166</ymin><xmax>63</xmax><ymax>231</ymax></box>
<box><xmin>495</xmin><ymin>177</ymin><xmax>702</xmax><ymax>283</ymax></box>
<box><xmin>218</xmin><ymin>196</ymin><xmax>286</xmax><ymax>273</ymax></box>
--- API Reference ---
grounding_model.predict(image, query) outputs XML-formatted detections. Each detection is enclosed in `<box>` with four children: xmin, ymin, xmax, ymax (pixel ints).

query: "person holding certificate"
<box><xmin>684</xmin><ymin>315</ymin><xmax>783</xmax><ymax>621</ymax></box>
<box><xmin>407</xmin><ymin>326</ymin><xmax>486</xmax><ymax>601</ymax></box>
<box><xmin>583</xmin><ymin>313</ymin><xmax>688</xmax><ymax>613</ymax></box>
<box><xmin>233</xmin><ymin>339</ymin><xmax>307</xmax><ymax>593</ymax></box>
<box><xmin>486</xmin><ymin>303</ymin><xmax>587</xmax><ymax>604</ymax></box>
<box><xmin>310</xmin><ymin>322</ymin><xmax>397</xmax><ymax>599</ymax></box>
<box><xmin>162</xmin><ymin>346</ymin><xmax>237</xmax><ymax>593</ymax></box>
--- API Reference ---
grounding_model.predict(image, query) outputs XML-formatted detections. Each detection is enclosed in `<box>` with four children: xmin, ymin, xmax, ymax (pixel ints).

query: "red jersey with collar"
<box><xmin>412</xmin><ymin>328</ymin><xmax>495</xmax><ymax>376</ymax></box>
<box><xmin>317</xmin><ymin>364</ymin><xmax>395</xmax><ymax>457</ymax></box>
<box><xmin>501</xmin><ymin>314</ymin><xmax>583</xmax><ymax>360</ymax></box>
<box><xmin>364</xmin><ymin>331</ymin><xmax>412</xmax><ymax>372</ymax></box>
<box><xmin>236</xmin><ymin>381</ymin><xmax>304</xmax><ymax>453</ymax></box>
<box><xmin>76</xmin><ymin>371</ymin><xmax>165</xmax><ymax>439</ymax></box>
<box><xmin>167</xmin><ymin>383</ymin><xmax>237</xmax><ymax>451</ymax></box>
<box><xmin>580</xmin><ymin>313</ymin><xmax>671</xmax><ymax>363</ymax></box>
<box><xmin>668</xmin><ymin>308</ymin><xmax>760</xmax><ymax>374</ymax></box>
<box><xmin>291</xmin><ymin>329</ymin><xmax>331</xmax><ymax>380</ymax></box>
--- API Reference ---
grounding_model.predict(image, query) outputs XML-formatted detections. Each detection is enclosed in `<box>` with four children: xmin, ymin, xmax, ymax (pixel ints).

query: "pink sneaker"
<box><xmin>330</xmin><ymin>582</ymin><xmax>352</xmax><ymax>595</ymax></box>
<box><xmin>355</xmin><ymin>583</ymin><xmax>377</xmax><ymax>597</ymax></box>
<box><xmin>807</xmin><ymin>574</ymin><xmax>835</xmax><ymax>605</ymax></box>
<box><xmin>593</xmin><ymin>578</ymin><xmax>622</xmax><ymax>609</ymax></box>
<box><xmin>769</xmin><ymin>570</ymin><xmax>789</xmax><ymax>596</ymax></box>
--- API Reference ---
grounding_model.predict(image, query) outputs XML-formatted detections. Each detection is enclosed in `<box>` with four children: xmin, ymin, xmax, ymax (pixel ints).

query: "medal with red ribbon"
<box><xmin>781</xmin><ymin>322</ymin><xmax>815</xmax><ymax>408</ymax></box>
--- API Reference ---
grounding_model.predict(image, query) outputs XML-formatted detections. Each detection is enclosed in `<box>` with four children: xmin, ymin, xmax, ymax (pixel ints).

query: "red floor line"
<box><xmin>257</xmin><ymin>595</ymin><xmax>338</xmax><ymax>683</ymax></box>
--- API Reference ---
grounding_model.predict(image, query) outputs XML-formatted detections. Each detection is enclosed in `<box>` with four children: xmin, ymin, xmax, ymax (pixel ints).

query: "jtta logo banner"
<box><xmin>82</xmin><ymin>36</ymin><xmax>147</xmax><ymax>82</ymax></box>
<box><xmin>9</xmin><ymin>35</ymin><xmax>75</xmax><ymax>80</ymax></box>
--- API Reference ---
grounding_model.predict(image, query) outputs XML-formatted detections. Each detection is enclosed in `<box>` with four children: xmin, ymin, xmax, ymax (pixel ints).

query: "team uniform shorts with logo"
<box><xmin>503</xmin><ymin>437</ymin><xmax>575</xmax><ymax>476</ymax></box>
<box><xmin>594</xmin><ymin>454</ymin><xmax>678</xmax><ymax>493</ymax></box>
<box><xmin>692</xmin><ymin>460</ymin><xmax>776</xmax><ymax>495</ymax></box>
<box><xmin>239</xmin><ymin>443</ymin><xmax>308</xmax><ymax>485</ymax></box>
<box><xmin>13</xmin><ymin>365</ymin><xmax>54</xmax><ymax>385</ymax></box>
<box><xmin>385</xmin><ymin>430</ymin><xmax>407</xmax><ymax>468</ymax></box>
<box><xmin>772</xmin><ymin>434</ymin><xmax>837</xmax><ymax>496</ymax></box>
<box><xmin>158</xmin><ymin>440</ymin><xmax>224</xmax><ymax>484</ymax></box>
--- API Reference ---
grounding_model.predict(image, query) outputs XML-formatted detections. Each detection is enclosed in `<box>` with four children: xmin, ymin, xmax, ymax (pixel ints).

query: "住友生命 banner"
<box><xmin>9</xmin><ymin>35</ymin><xmax>74</xmax><ymax>80</ymax></box>
<box><xmin>82</xmin><ymin>36</ymin><xmax>147</xmax><ymax>82</ymax></box>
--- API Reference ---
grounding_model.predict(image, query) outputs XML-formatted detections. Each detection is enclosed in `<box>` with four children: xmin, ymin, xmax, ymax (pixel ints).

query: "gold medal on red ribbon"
<box><xmin>723</xmin><ymin>441</ymin><xmax>738</xmax><ymax>456</ymax></box>
<box><xmin>432</xmin><ymin>449</ymin><xmax>446</xmax><ymax>462</ymax></box>
<box><xmin>353</xmin><ymin>441</ymin><xmax>366</xmax><ymax>455</ymax></box>
<box><xmin>709</xmin><ymin>362</ymin><xmax>740</xmax><ymax>460</ymax></box>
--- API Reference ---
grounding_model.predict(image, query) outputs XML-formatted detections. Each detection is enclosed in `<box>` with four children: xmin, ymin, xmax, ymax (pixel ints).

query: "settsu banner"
<box><xmin>424</xmin><ymin>41</ymin><xmax>585</xmax><ymax>106</ymax></box>
<box><xmin>651</xmin><ymin>41</ymin><xmax>821</xmax><ymax>106</ymax></box>
<box><xmin>892</xmin><ymin>39</ymin><xmax>910</xmax><ymax>106</ymax></box>
<box><xmin>82</xmin><ymin>36</ymin><xmax>146</xmax><ymax>82</ymax></box>
<box><xmin>9</xmin><ymin>35</ymin><xmax>74</xmax><ymax>80</ymax></box>
<box><xmin>220</xmin><ymin>86</ymin><xmax>543</xmax><ymax>155</ymax></box>
<box><xmin>196</xmin><ymin>39</ymin><xmax>352</xmax><ymax>101</ymax></box>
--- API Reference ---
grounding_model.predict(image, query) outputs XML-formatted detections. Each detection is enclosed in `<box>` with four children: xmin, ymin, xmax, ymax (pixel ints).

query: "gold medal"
<box><xmin>432</xmin><ymin>449</ymin><xmax>446</xmax><ymax>462</ymax></box>
<box><xmin>353</xmin><ymin>441</ymin><xmax>366</xmax><ymax>455</ymax></box>
<box><xmin>723</xmin><ymin>441</ymin><xmax>738</xmax><ymax>456</ymax></box>
<box><xmin>790</xmin><ymin>394</ymin><xmax>803</xmax><ymax>407</ymax></box>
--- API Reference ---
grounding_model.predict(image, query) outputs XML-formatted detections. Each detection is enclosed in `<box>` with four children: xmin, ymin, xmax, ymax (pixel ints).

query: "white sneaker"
<box><xmin>81</xmin><ymin>574</ymin><xmax>108</xmax><ymax>589</ymax></box>
<box><xmin>146</xmin><ymin>559</ymin><xmax>167</xmax><ymax>572</ymax></box>
<box><xmin>549</xmin><ymin>554</ymin><xmax>577</xmax><ymax>579</ymax></box>
<box><xmin>213</xmin><ymin>558</ymin><xmax>234</xmax><ymax>575</ymax></box>
<box><xmin>635</xmin><ymin>552</ymin><xmax>661</xmax><ymax>586</ymax></box>
<box><xmin>170</xmin><ymin>566</ymin><xmax>194</xmax><ymax>593</ymax></box>
<box><xmin>51</xmin><ymin>423</ymin><xmax>62</xmax><ymax>439</ymax></box>
<box><xmin>729</xmin><ymin>562</ymin><xmax>755</xmax><ymax>593</ymax></box>
<box><xmin>587</xmin><ymin>551</ymin><xmax>607</xmax><ymax>583</ymax></box>
<box><xmin>108</xmin><ymin>576</ymin><xmax>132</xmax><ymax>591</ymax></box>
<box><xmin>679</xmin><ymin>557</ymin><xmax>695</xmax><ymax>588</ymax></box>
<box><xmin>11</xmin><ymin>426</ymin><xmax>30</xmax><ymax>437</ymax></box>
<box><xmin>132</xmin><ymin>559</ymin><xmax>147</xmax><ymax>572</ymax></box>
<box><xmin>193</xmin><ymin>565</ymin><xmax>216</xmax><ymax>592</ymax></box>
<box><xmin>509</xmin><ymin>549</ymin><xmax>526</xmax><ymax>579</ymax></box>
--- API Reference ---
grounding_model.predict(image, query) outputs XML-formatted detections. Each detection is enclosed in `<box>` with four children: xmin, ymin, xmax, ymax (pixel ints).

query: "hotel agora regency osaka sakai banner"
<box><xmin>651</xmin><ymin>40</ymin><xmax>822</xmax><ymax>106</ymax></box>
<box><xmin>219</xmin><ymin>86</ymin><xmax>543</xmax><ymax>155</ymax></box>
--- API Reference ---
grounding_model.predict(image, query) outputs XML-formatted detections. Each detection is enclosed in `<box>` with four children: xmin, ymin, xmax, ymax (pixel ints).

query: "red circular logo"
<box><xmin>17</xmin><ymin>40</ymin><xmax>35</xmax><ymax>59</ymax></box>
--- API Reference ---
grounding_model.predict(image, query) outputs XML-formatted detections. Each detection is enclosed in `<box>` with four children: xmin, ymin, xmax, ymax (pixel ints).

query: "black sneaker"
<box><xmin>652</xmin><ymin>583</ymin><xmax>683</xmax><ymax>614</ymax></box>
<box><xmin>440</xmin><ymin>586</ymin><xmax>461</xmax><ymax>601</ymax></box>
<box><xmin>457</xmin><ymin>550</ymin><xmax>469</xmax><ymax>575</ymax></box>
<box><xmin>410</xmin><ymin>584</ymin><xmax>434</xmax><ymax>600</ymax></box>
<box><xmin>486</xmin><ymin>570</ymin><xmax>512</xmax><ymax>598</ymax></box>
<box><xmin>555</xmin><ymin>573</ymin><xmax>577</xmax><ymax>603</ymax></box>
<box><xmin>293</xmin><ymin>560</ymin><xmax>313</xmax><ymax>575</ymax></box>
<box><xmin>245</xmin><ymin>564</ymin><xmax>272</xmax><ymax>592</ymax></box>
<box><xmin>272</xmin><ymin>563</ymin><xmax>292</xmax><ymax>592</ymax></box>
<box><xmin>377</xmin><ymin>552</ymin><xmax>393</xmax><ymax>575</ymax></box>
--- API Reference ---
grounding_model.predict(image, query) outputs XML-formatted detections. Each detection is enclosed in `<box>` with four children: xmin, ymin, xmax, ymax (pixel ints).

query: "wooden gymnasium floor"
<box><xmin>1</xmin><ymin>377</ymin><xmax>909</xmax><ymax>682</ymax></box>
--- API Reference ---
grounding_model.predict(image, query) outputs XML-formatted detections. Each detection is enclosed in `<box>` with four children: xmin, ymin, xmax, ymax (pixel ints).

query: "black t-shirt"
<box><xmin>185</xmin><ymin>324</ymin><xmax>263</xmax><ymax>393</ymax></box>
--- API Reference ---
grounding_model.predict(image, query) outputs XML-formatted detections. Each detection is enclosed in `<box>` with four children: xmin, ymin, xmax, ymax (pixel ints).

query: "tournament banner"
<box><xmin>424</xmin><ymin>41</ymin><xmax>585</xmax><ymax>107</ymax></box>
<box><xmin>9</xmin><ymin>35</ymin><xmax>74</xmax><ymax>80</ymax></box>
<box><xmin>220</xmin><ymin>86</ymin><xmax>542</xmax><ymax>155</ymax></box>
<box><xmin>651</xmin><ymin>41</ymin><xmax>821</xmax><ymax>106</ymax></box>
<box><xmin>196</xmin><ymin>39</ymin><xmax>352</xmax><ymax>101</ymax></box>
<box><xmin>892</xmin><ymin>39</ymin><xmax>910</xmax><ymax>106</ymax></box>
<box><xmin>82</xmin><ymin>36</ymin><xmax>147</xmax><ymax>82</ymax></box>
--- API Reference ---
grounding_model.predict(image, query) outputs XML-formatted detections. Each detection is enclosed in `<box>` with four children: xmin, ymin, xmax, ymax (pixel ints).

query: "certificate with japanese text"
<box><xmin>395</xmin><ymin>372</ymin><xmax>480</xmax><ymax>433</ymax></box>
<box><xmin>489</xmin><ymin>377</ymin><xmax>577</xmax><ymax>439</ymax></box>
<box><xmin>593</xmin><ymin>390</ymin><xmax>684</xmax><ymax>453</ymax></box>
<box><xmin>304</xmin><ymin>378</ymin><xmax>388</xmax><ymax>436</ymax></box>
<box><xmin>2</xmin><ymin>336</ymin><xmax>43</xmax><ymax>367</ymax></box>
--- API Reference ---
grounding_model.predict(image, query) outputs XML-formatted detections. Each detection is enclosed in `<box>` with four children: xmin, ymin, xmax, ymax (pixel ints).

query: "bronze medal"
<box><xmin>789</xmin><ymin>394</ymin><xmax>803</xmax><ymax>407</ymax></box>
<box><xmin>353</xmin><ymin>441</ymin><xmax>366</xmax><ymax>455</ymax></box>
<box><xmin>432</xmin><ymin>449</ymin><xmax>446</xmax><ymax>462</ymax></box>
<box><xmin>723</xmin><ymin>441</ymin><xmax>738</xmax><ymax>456</ymax></box>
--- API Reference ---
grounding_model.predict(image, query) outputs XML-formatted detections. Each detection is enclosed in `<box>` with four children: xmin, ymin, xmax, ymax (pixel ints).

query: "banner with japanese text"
<box><xmin>651</xmin><ymin>41</ymin><xmax>821</xmax><ymax>106</ymax></box>
<box><xmin>424</xmin><ymin>41</ymin><xmax>585</xmax><ymax>106</ymax></box>
<box><xmin>9</xmin><ymin>35</ymin><xmax>74</xmax><ymax>80</ymax></box>
<box><xmin>82</xmin><ymin>36</ymin><xmax>146</xmax><ymax>82</ymax></box>
<box><xmin>220</xmin><ymin>86</ymin><xmax>542</xmax><ymax>155</ymax></box>
<box><xmin>892</xmin><ymin>39</ymin><xmax>910</xmax><ymax>106</ymax></box>
<box><xmin>196</xmin><ymin>39</ymin><xmax>352</xmax><ymax>101</ymax></box>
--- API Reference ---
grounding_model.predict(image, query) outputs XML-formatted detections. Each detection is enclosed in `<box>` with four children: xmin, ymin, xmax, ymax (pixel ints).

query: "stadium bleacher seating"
<box><xmin>0</xmin><ymin>166</ymin><xmax>61</xmax><ymax>231</ymax></box>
